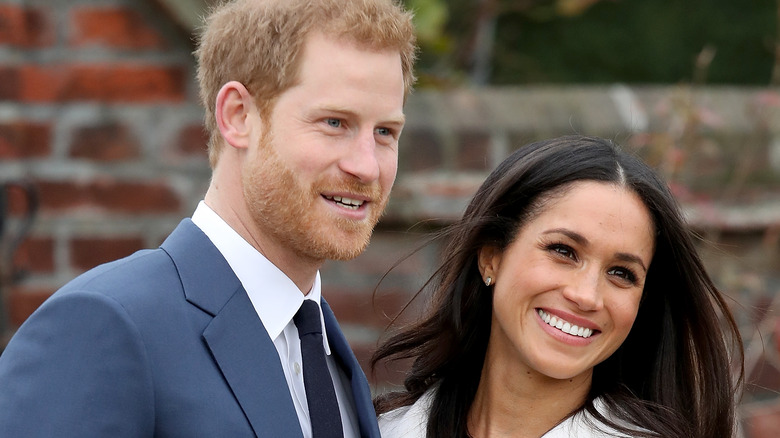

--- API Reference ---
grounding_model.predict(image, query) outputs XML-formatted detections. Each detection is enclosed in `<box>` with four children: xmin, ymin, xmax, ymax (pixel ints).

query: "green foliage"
<box><xmin>406</xmin><ymin>0</ymin><xmax>777</xmax><ymax>86</ymax></box>
<box><xmin>406</xmin><ymin>0</ymin><xmax>449</xmax><ymax>50</ymax></box>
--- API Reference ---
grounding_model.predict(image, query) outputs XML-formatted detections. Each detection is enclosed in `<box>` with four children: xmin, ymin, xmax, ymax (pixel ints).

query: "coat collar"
<box><xmin>161</xmin><ymin>219</ymin><xmax>240</xmax><ymax>316</ymax></box>
<box><xmin>161</xmin><ymin>219</ymin><xmax>381</xmax><ymax>438</ymax></box>
<box><xmin>162</xmin><ymin>220</ymin><xmax>303</xmax><ymax>437</ymax></box>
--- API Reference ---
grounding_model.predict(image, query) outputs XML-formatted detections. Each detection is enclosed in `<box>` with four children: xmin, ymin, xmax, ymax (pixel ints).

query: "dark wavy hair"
<box><xmin>371</xmin><ymin>135</ymin><xmax>743</xmax><ymax>438</ymax></box>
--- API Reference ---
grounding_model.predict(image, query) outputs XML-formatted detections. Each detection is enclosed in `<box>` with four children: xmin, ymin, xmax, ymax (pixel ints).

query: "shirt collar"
<box><xmin>191</xmin><ymin>201</ymin><xmax>331</xmax><ymax>354</ymax></box>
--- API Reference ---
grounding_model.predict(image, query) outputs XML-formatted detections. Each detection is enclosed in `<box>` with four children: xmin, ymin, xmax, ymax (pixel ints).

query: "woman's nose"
<box><xmin>561</xmin><ymin>269</ymin><xmax>604</xmax><ymax>311</ymax></box>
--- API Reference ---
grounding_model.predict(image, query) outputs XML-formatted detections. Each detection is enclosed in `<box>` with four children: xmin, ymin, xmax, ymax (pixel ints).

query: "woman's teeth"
<box><xmin>537</xmin><ymin>309</ymin><xmax>594</xmax><ymax>338</ymax></box>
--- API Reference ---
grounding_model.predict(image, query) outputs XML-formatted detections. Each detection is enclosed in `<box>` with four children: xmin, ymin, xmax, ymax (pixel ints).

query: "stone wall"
<box><xmin>1</xmin><ymin>0</ymin><xmax>779</xmax><ymax>436</ymax></box>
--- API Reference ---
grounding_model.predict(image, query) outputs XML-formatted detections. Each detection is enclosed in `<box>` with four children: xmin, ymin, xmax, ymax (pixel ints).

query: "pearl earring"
<box><xmin>485</xmin><ymin>276</ymin><xmax>492</xmax><ymax>287</ymax></box>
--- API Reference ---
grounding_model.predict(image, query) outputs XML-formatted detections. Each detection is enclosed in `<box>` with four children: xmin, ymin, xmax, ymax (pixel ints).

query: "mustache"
<box><xmin>314</xmin><ymin>178</ymin><xmax>383</xmax><ymax>201</ymax></box>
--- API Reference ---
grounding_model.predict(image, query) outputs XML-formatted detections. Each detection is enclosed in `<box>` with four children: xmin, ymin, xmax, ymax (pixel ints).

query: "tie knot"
<box><xmin>294</xmin><ymin>300</ymin><xmax>322</xmax><ymax>337</ymax></box>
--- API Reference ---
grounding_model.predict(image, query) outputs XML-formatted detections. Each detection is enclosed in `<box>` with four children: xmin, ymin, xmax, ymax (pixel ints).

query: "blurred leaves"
<box><xmin>404</xmin><ymin>0</ymin><xmax>775</xmax><ymax>87</ymax></box>
<box><xmin>406</xmin><ymin>0</ymin><xmax>450</xmax><ymax>52</ymax></box>
<box><xmin>555</xmin><ymin>0</ymin><xmax>607</xmax><ymax>16</ymax></box>
<box><xmin>405</xmin><ymin>0</ymin><xmax>610</xmax><ymax>87</ymax></box>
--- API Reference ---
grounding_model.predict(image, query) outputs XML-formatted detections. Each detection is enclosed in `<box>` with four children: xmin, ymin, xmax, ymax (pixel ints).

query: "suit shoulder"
<box><xmin>61</xmin><ymin>247</ymin><xmax>180</xmax><ymax>301</ymax></box>
<box><xmin>70</xmin><ymin>245</ymin><xmax>172</xmax><ymax>280</ymax></box>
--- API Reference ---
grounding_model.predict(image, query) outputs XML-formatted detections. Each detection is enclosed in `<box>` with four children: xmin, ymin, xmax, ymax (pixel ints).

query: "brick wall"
<box><xmin>0</xmin><ymin>0</ymin><xmax>207</xmax><ymax>331</ymax></box>
<box><xmin>1</xmin><ymin>1</ymin><xmax>779</xmax><ymax>436</ymax></box>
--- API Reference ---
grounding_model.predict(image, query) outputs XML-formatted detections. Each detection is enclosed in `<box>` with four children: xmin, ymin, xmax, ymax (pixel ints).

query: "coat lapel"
<box><xmin>321</xmin><ymin>300</ymin><xmax>381</xmax><ymax>438</ymax></box>
<box><xmin>162</xmin><ymin>220</ymin><xmax>303</xmax><ymax>438</ymax></box>
<box><xmin>203</xmin><ymin>290</ymin><xmax>303</xmax><ymax>438</ymax></box>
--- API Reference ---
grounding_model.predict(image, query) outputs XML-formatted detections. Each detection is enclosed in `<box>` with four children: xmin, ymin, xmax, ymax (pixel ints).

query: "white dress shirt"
<box><xmin>191</xmin><ymin>201</ymin><xmax>358</xmax><ymax>438</ymax></box>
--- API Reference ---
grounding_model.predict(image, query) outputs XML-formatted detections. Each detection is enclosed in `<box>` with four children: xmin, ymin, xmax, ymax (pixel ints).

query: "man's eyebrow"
<box><xmin>542</xmin><ymin>228</ymin><xmax>648</xmax><ymax>273</ymax></box>
<box><xmin>315</xmin><ymin>106</ymin><xmax>406</xmax><ymax>125</ymax></box>
<box><xmin>386</xmin><ymin>113</ymin><xmax>406</xmax><ymax>126</ymax></box>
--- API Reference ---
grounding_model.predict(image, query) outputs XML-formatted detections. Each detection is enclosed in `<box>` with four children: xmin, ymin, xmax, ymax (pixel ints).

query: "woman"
<box><xmin>372</xmin><ymin>136</ymin><xmax>743</xmax><ymax>437</ymax></box>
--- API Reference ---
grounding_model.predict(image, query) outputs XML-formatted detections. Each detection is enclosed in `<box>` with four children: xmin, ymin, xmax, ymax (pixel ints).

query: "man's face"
<box><xmin>242</xmin><ymin>32</ymin><xmax>405</xmax><ymax>263</ymax></box>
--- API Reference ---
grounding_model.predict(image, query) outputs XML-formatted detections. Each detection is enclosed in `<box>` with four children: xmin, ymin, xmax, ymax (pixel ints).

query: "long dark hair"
<box><xmin>371</xmin><ymin>135</ymin><xmax>743</xmax><ymax>438</ymax></box>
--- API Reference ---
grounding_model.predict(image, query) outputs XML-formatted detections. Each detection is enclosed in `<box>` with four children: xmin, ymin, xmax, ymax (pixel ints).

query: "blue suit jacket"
<box><xmin>0</xmin><ymin>220</ymin><xmax>380</xmax><ymax>437</ymax></box>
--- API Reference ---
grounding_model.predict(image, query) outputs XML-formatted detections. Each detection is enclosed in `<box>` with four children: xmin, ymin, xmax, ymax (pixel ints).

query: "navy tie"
<box><xmin>294</xmin><ymin>300</ymin><xmax>344</xmax><ymax>438</ymax></box>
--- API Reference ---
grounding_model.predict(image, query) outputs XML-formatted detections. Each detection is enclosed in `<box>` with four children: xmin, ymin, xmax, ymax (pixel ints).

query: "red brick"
<box><xmin>7</xmin><ymin>64</ymin><xmax>186</xmax><ymax>103</ymax></box>
<box><xmin>0</xmin><ymin>121</ymin><xmax>52</xmax><ymax>158</ymax></box>
<box><xmin>14</xmin><ymin>65</ymin><xmax>64</xmax><ymax>102</ymax></box>
<box><xmin>324</xmin><ymin>288</ymin><xmax>412</xmax><ymax>328</ymax></box>
<box><xmin>0</xmin><ymin>5</ymin><xmax>53</xmax><ymax>47</ymax></box>
<box><xmin>70</xmin><ymin>123</ymin><xmax>141</xmax><ymax>161</ymax></box>
<box><xmin>69</xmin><ymin>64</ymin><xmax>186</xmax><ymax>102</ymax></box>
<box><xmin>0</xmin><ymin>67</ymin><xmax>20</xmax><ymax>99</ymax></box>
<box><xmin>457</xmin><ymin>130</ymin><xmax>491</xmax><ymax>171</ymax></box>
<box><xmin>177</xmin><ymin>124</ymin><xmax>209</xmax><ymax>157</ymax></box>
<box><xmin>1</xmin><ymin>180</ymin><xmax>39</xmax><ymax>216</ymax></box>
<box><xmin>34</xmin><ymin>181</ymin><xmax>88</xmax><ymax>211</ymax></box>
<box><xmin>70</xmin><ymin>7</ymin><xmax>166</xmax><ymax>50</ymax></box>
<box><xmin>7</xmin><ymin>286</ymin><xmax>55</xmax><ymax>327</ymax></box>
<box><xmin>70</xmin><ymin>236</ymin><xmax>145</xmax><ymax>271</ymax></box>
<box><xmin>336</xmin><ymin>231</ymin><xmax>437</xmax><ymax>280</ymax></box>
<box><xmin>12</xmin><ymin>237</ymin><xmax>55</xmax><ymax>274</ymax></box>
<box><xmin>36</xmin><ymin>179</ymin><xmax>181</xmax><ymax>213</ymax></box>
<box><xmin>399</xmin><ymin>128</ymin><xmax>443</xmax><ymax>172</ymax></box>
<box><xmin>89</xmin><ymin>179</ymin><xmax>181</xmax><ymax>213</ymax></box>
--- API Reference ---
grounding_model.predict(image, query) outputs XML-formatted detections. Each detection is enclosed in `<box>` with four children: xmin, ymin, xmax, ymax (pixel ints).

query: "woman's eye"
<box><xmin>325</xmin><ymin>118</ymin><xmax>342</xmax><ymax>128</ymax></box>
<box><xmin>607</xmin><ymin>267</ymin><xmax>638</xmax><ymax>284</ymax></box>
<box><xmin>548</xmin><ymin>244</ymin><xmax>576</xmax><ymax>260</ymax></box>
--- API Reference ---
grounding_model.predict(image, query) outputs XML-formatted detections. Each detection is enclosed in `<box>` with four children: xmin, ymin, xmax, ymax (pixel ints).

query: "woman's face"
<box><xmin>479</xmin><ymin>181</ymin><xmax>655</xmax><ymax>383</ymax></box>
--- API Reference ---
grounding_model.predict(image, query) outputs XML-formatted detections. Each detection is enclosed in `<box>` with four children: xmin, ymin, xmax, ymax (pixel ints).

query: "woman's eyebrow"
<box><xmin>615</xmin><ymin>252</ymin><xmax>648</xmax><ymax>273</ymax></box>
<box><xmin>543</xmin><ymin>228</ymin><xmax>648</xmax><ymax>273</ymax></box>
<box><xmin>542</xmin><ymin>228</ymin><xmax>588</xmax><ymax>246</ymax></box>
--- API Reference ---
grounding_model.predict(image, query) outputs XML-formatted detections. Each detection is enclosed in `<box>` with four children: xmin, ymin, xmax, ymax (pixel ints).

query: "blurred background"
<box><xmin>0</xmin><ymin>0</ymin><xmax>778</xmax><ymax>436</ymax></box>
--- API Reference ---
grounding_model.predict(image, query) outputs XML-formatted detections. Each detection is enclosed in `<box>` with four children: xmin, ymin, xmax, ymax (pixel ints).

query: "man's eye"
<box><xmin>326</xmin><ymin>118</ymin><xmax>342</xmax><ymax>128</ymax></box>
<box><xmin>376</xmin><ymin>127</ymin><xmax>391</xmax><ymax>136</ymax></box>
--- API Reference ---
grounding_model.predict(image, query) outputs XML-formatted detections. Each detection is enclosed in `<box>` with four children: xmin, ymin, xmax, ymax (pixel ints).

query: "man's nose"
<box><xmin>338</xmin><ymin>129</ymin><xmax>380</xmax><ymax>183</ymax></box>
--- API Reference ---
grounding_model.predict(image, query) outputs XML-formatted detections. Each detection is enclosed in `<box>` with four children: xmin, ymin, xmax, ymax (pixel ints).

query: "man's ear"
<box><xmin>478</xmin><ymin>245</ymin><xmax>501</xmax><ymax>281</ymax></box>
<box><xmin>215</xmin><ymin>81</ymin><xmax>256</xmax><ymax>149</ymax></box>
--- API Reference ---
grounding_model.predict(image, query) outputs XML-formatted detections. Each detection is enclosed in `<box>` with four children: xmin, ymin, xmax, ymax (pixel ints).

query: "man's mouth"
<box><xmin>537</xmin><ymin>309</ymin><xmax>596</xmax><ymax>339</ymax></box>
<box><xmin>323</xmin><ymin>195</ymin><xmax>365</xmax><ymax>210</ymax></box>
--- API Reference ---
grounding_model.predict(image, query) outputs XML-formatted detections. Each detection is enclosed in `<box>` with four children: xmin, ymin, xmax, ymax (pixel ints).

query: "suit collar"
<box><xmin>161</xmin><ymin>220</ymin><xmax>380</xmax><ymax>438</ymax></box>
<box><xmin>161</xmin><ymin>219</ymin><xmax>241</xmax><ymax>316</ymax></box>
<box><xmin>161</xmin><ymin>220</ymin><xmax>303</xmax><ymax>437</ymax></box>
<box><xmin>203</xmin><ymin>288</ymin><xmax>303</xmax><ymax>438</ymax></box>
<box><xmin>191</xmin><ymin>202</ymin><xmax>319</xmax><ymax>342</ymax></box>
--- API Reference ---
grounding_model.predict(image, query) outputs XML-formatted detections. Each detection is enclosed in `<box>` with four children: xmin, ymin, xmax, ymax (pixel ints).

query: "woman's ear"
<box><xmin>478</xmin><ymin>245</ymin><xmax>501</xmax><ymax>281</ymax></box>
<box><xmin>215</xmin><ymin>81</ymin><xmax>257</xmax><ymax>150</ymax></box>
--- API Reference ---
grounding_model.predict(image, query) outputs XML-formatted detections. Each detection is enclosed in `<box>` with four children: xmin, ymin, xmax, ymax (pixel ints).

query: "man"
<box><xmin>0</xmin><ymin>0</ymin><xmax>416</xmax><ymax>436</ymax></box>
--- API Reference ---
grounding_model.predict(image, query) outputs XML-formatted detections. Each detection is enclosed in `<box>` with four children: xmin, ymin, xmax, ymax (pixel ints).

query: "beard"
<box><xmin>242</xmin><ymin>129</ymin><xmax>388</xmax><ymax>262</ymax></box>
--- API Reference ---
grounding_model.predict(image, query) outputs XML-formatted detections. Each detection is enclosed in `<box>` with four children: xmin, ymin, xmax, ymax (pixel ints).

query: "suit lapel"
<box><xmin>203</xmin><ymin>290</ymin><xmax>303</xmax><ymax>438</ymax></box>
<box><xmin>321</xmin><ymin>300</ymin><xmax>381</xmax><ymax>438</ymax></box>
<box><xmin>162</xmin><ymin>220</ymin><xmax>303</xmax><ymax>438</ymax></box>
